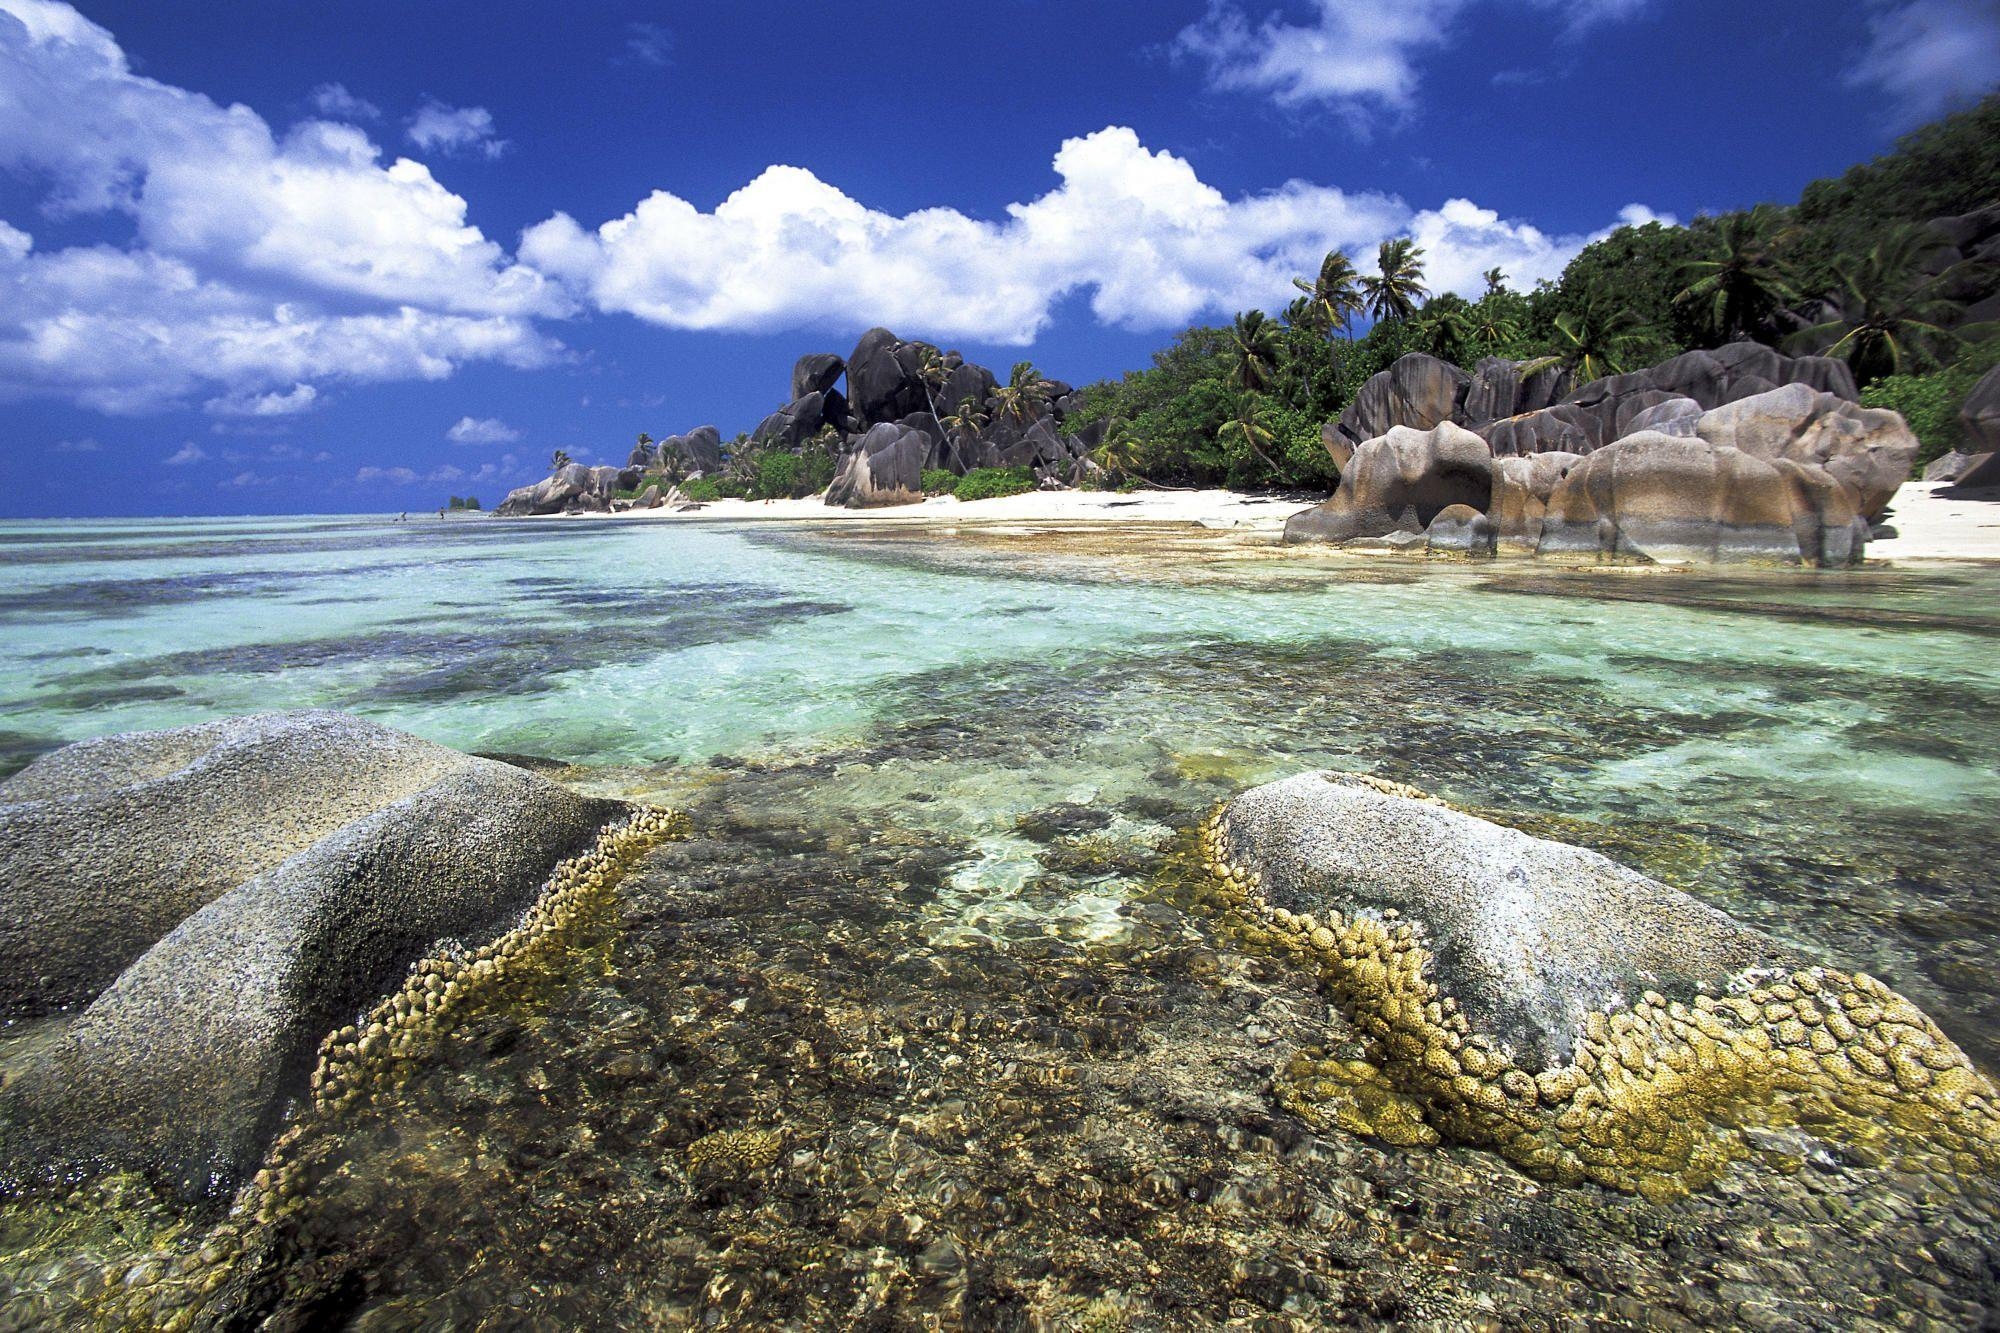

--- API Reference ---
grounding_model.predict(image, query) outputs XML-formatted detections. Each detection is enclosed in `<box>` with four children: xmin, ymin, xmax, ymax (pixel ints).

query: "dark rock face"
<box><xmin>847</xmin><ymin>328</ymin><xmax>930</xmax><ymax>426</ymax></box>
<box><xmin>663</xmin><ymin>426</ymin><xmax>724</xmax><ymax>476</ymax></box>
<box><xmin>1221</xmin><ymin>772</ymin><xmax>1801</xmax><ymax>1070</ymax></box>
<box><xmin>1478</xmin><ymin>404</ymin><xmax>1597</xmax><ymax>458</ymax></box>
<box><xmin>1962</xmin><ymin>364</ymin><xmax>2000</xmax><ymax>456</ymax></box>
<box><xmin>1464</xmin><ymin>357</ymin><xmax>1571</xmax><ymax>427</ymax></box>
<box><xmin>752</xmin><ymin>393</ymin><xmax>827</xmax><ymax>452</ymax></box>
<box><xmin>1330</xmin><ymin>354</ymin><xmax>1471</xmax><ymax>456</ymax></box>
<box><xmin>791</xmin><ymin>353</ymin><xmax>845</xmax><ymax>402</ymax></box>
<box><xmin>0</xmin><ymin>711</ymin><xmax>628</xmax><ymax>1186</ymax></box>
<box><xmin>1559</xmin><ymin>345</ymin><xmax>1859</xmax><ymax>452</ymax></box>
<box><xmin>1288</xmin><ymin>422</ymin><xmax>1495</xmax><ymax>544</ymax></box>
<box><xmin>825</xmin><ymin>422</ymin><xmax>931</xmax><ymax>508</ymax></box>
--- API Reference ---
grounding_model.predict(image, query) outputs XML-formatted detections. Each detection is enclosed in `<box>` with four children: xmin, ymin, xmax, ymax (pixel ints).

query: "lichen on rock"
<box><xmin>1191</xmin><ymin>772</ymin><xmax>2000</xmax><ymax>1201</ymax></box>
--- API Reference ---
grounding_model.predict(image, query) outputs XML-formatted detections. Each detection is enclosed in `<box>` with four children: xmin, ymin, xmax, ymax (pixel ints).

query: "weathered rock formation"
<box><xmin>1286</xmin><ymin>422</ymin><xmax>1495</xmax><ymax>545</ymax></box>
<box><xmin>1330</xmin><ymin>354</ymin><xmax>1470</xmax><ymax>456</ymax></box>
<box><xmin>1291</xmin><ymin>376</ymin><xmax>1918</xmax><ymax>564</ymax></box>
<box><xmin>1201</xmin><ymin>772</ymin><xmax>2000</xmax><ymax>1196</ymax></box>
<box><xmin>495</xmin><ymin>463</ymin><xmax>644</xmax><ymax>517</ymax></box>
<box><xmin>0</xmin><ymin>711</ymin><xmax>632</xmax><ymax>1187</ymax></box>
<box><xmin>1948</xmin><ymin>364</ymin><xmax>2000</xmax><ymax>491</ymax></box>
<box><xmin>824</xmin><ymin>422</ymin><xmax>931</xmax><ymax>508</ymax></box>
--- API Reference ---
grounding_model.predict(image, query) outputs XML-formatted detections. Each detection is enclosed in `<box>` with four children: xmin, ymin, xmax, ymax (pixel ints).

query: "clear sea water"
<box><xmin>3</xmin><ymin>512</ymin><xmax>1999</xmax><ymax>1326</ymax></box>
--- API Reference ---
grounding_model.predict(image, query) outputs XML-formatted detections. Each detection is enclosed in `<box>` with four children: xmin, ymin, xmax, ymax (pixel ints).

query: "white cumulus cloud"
<box><xmin>523</xmin><ymin>125</ymin><xmax>1652</xmax><ymax>344</ymax></box>
<box><xmin>1847</xmin><ymin>0</ymin><xmax>2000</xmax><ymax>127</ymax></box>
<box><xmin>1174</xmin><ymin>0</ymin><xmax>1652</xmax><ymax>122</ymax></box>
<box><xmin>0</xmin><ymin>0</ymin><xmax>563</xmax><ymax>413</ymax></box>
<box><xmin>406</xmin><ymin>100</ymin><xmax>507</xmax><ymax>160</ymax></box>
<box><xmin>163</xmin><ymin>441</ymin><xmax>206</xmax><ymax>465</ymax></box>
<box><xmin>310</xmin><ymin>82</ymin><xmax>378</xmax><ymax>121</ymax></box>
<box><xmin>203</xmin><ymin>382</ymin><xmax>319</xmax><ymax>418</ymax></box>
<box><xmin>446</xmin><ymin>414</ymin><xmax>520</xmax><ymax>444</ymax></box>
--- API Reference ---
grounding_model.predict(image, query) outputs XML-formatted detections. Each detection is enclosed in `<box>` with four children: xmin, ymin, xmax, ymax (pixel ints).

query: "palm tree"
<box><xmin>1361</xmin><ymin>237</ymin><xmax>1430</xmax><ymax>323</ymax></box>
<box><xmin>1469</xmin><ymin>302</ymin><xmax>1521</xmax><ymax>355</ymax></box>
<box><xmin>946</xmin><ymin>395</ymin><xmax>990</xmax><ymax>440</ymax></box>
<box><xmin>992</xmin><ymin>361</ymin><xmax>1052</xmax><ymax>423</ymax></box>
<box><xmin>1217</xmin><ymin>396</ymin><xmax>1283</xmax><ymax>476</ymax></box>
<box><xmin>1522</xmin><ymin>303</ymin><xmax>1645</xmax><ymax>384</ymax></box>
<box><xmin>914</xmin><ymin>345</ymin><xmax>951</xmax><ymax>423</ymax></box>
<box><xmin>1410</xmin><ymin>295</ymin><xmax>1476</xmax><ymax>366</ymax></box>
<box><xmin>1483</xmin><ymin>267</ymin><xmax>1507</xmax><ymax>295</ymax></box>
<box><xmin>1292</xmin><ymin>249</ymin><xmax>1364</xmax><ymax>340</ymax></box>
<box><xmin>1674</xmin><ymin>206</ymin><xmax>1800</xmax><ymax>343</ymax></box>
<box><xmin>1785</xmin><ymin>225</ymin><xmax>1967</xmax><ymax>385</ymax></box>
<box><xmin>549</xmin><ymin>449</ymin><xmax>573</xmax><ymax>475</ymax></box>
<box><xmin>1227</xmin><ymin>310</ymin><xmax>1283</xmax><ymax>396</ymax></box>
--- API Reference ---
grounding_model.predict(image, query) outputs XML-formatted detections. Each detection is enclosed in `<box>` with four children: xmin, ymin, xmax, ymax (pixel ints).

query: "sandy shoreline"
<box><xmin>563</xmin><ymin>487</ymin><xmax>1306</xmax><ymax>532</ymax></box>
<box><xmin>534</xmin><ymin>479</ymin><xmax>2000</xmax><ymax>563</ymax></box>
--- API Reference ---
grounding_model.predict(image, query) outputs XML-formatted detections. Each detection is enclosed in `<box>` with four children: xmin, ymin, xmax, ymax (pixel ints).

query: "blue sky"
<box><xmin>2</xmin><ymin>0</ymin><xmax>1997</xmax><ymax>517</ymax></box>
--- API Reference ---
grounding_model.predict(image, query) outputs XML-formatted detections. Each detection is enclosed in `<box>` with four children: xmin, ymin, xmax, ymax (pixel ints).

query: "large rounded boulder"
<box><xmin>1202</xmin><ymin>772</ymin><xmax>2000</xmax><ymax>1196</ymax></box>
<box><xmin>0</xmin><ymin>712</ymin><xmax>631</xmax><ymax>1189</ymax></box>
<box><xmin>1287</xmin><ymin>422</ymin><xmax>1494</xmax><ymax>545</ymax></box>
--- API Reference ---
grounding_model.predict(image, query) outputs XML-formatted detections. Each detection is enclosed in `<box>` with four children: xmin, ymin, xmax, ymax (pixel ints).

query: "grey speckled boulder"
<box><xmin>1220</xmin><ymin>772</ymin><xmax>1799</xmax><ymax>1070</ymax></box>
<box><xmin>0</xmin><ymin>711</ymin><xmax>628</xmax><ymax>1189</ymax></box>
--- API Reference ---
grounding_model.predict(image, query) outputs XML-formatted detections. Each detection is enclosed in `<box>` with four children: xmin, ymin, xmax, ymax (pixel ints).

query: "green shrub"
<box><xmin>801</xmin><ymin>450</ymin><xmax>837</xmax><ymax>495</ymax></box>
<box><xmin>678</xmin><ymin>476</ymin><xmax>743</xmax><ymax>502</ymax></box>
<box><xmin>752</xmin><ymin>451</ymin><xmax>801</xmax><ymax>500</ymax></box>
<box><xmin>920</xmin><ymin>468</ymin><xmax>958</xmax><ymax>495</ymax></box>
<box><xmin>1862</xmin><ymin>340</ymin><xmax>2000</xmax><ymax>466</ymax></box>
<box><xmin>953</xmin><ymin>466</ymin><xmax>1036</xmax><ymax>501</ymax></box>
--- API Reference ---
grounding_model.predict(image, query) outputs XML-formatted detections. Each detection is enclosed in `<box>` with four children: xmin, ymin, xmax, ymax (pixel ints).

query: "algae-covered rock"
<box><xmin>0</xmin><ymin>711</ymin><xmax>631</xmax><ymax>1189</ymax></box>
<box><xmin>1205</xmin><ymin>771</ymin><xmax>2000</xmax><ymax>1197</ymax></box>
<box><xmin>1221</xmin><ymin>772</ymin><xmax>1795</xmax><ymax>1068</ymax></box>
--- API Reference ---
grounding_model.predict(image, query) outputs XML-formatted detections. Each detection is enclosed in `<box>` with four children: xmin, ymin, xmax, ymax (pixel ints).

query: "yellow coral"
<box><xmin>1190</xmin><ymin>804</ymin><xmax>2000</xmax><ymax>1200</ymax></box>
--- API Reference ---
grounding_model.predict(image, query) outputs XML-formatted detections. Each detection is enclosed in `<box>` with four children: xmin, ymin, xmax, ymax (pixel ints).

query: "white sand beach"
<box><xmin>1869</xmin><ymin>481</ymin><xmax>2000</xmax><ymax>563</ymax></box>
<box><xmin>550</xmin><ymin>479</ymin><xmax>2000</xmax><ymax>563</ymax></box>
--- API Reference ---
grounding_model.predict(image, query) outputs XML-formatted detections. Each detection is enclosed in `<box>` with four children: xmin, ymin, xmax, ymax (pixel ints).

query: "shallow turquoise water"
<box><xmin>3</xmin><ymin>511</ymin><xmax>1998</xmax><ymax>1070</ymax></box>
<box><xmin>6</xmin><ymin>512</ymin><xmax>2000</xmax><ymax>1326</ymax></box>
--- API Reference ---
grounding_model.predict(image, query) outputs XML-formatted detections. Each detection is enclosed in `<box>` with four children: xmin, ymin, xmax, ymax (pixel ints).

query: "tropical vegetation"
<box><xmin>1071</xmin><ymin>96</ymin><xmax>2000</xmax><ymax>483</ymax></box>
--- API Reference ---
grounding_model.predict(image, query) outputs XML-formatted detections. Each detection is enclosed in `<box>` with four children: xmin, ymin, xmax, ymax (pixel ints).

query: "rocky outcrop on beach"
<box><xmin>823</xmin><ymin>421</ymin><xmax>931</xmax><ymax>508</ymax></box>
<box><xmin>495</xmin><ymin>462</ymin><xmax>644</xmax><ymax>517</ymax></box>
<box><xmin>516</xmin><ymin>327</ymin><xmax>1103</xmax><ymax>514</ymax></box>
<box><xmin>0</xmin><ymin>711</ymin><xmax>632</xmax><ymax>1187</ymax></box>
<box><xmin>814</xmin><ymin>328</ymin><xmax>1097</xmax><ymax>507</ymax></box>
<box><xmin>1945</xmin><ymin>363</ymin><xmax>2000</xmax><ymax>491</ymax></box>
<box><xmin>1287</xmin><ymin>422</ymin><xmax>1495</xmax><ymax>545</ymax></box>
<box><xmin>1290</xmin><ymin>356</ymin><xmax>1918</xmax><ymax>564</ymax></box>
<box><xmin>1332</xmin><ymin>345</ymin><xmax>1862</xmax><ymax>467</ymax></box>
<box><xmin>1203</xmin><ymin>771</ymin><xmax>2000</xmax><ymax>1195</ymax></box>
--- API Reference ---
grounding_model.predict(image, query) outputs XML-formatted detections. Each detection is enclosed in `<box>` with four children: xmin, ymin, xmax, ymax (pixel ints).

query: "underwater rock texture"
<box><xmin>0</xmin><ymin>711</ymin><xmax>629</xmax><ymax>1187</ymax></box>
<box><xmin>1209</xmin><ymin>772</ymin><xmax>2000</xmax><ymax>1198</ymax></box>
<box><xmin>1222</xmin><ymin>772</ymin><xmax>1799</xmax><ymax>1068</ymax></box>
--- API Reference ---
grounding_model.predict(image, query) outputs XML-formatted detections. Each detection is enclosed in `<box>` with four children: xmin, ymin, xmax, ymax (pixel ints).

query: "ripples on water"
<box><xmin>1</xmin><ymin>513</ymin><xmax>1997</xmax><ymax>1326</ymax></box>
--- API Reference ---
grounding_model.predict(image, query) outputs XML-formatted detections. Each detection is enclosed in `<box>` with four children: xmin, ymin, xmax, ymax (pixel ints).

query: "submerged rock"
<box><xmin>1220</xmin><ymin>772</ymin><xmax>1796</xmax><ymax>1067</ymax></box>
<box><xmin>0</xmin><ymin>711</ymin><xmax>630</xmax><ymax>1189</ymax></box>
<box><xmin>1205</xmin><ymin>772</ymin><xmax>2000</xmax><ymax>1196</ymax></box>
